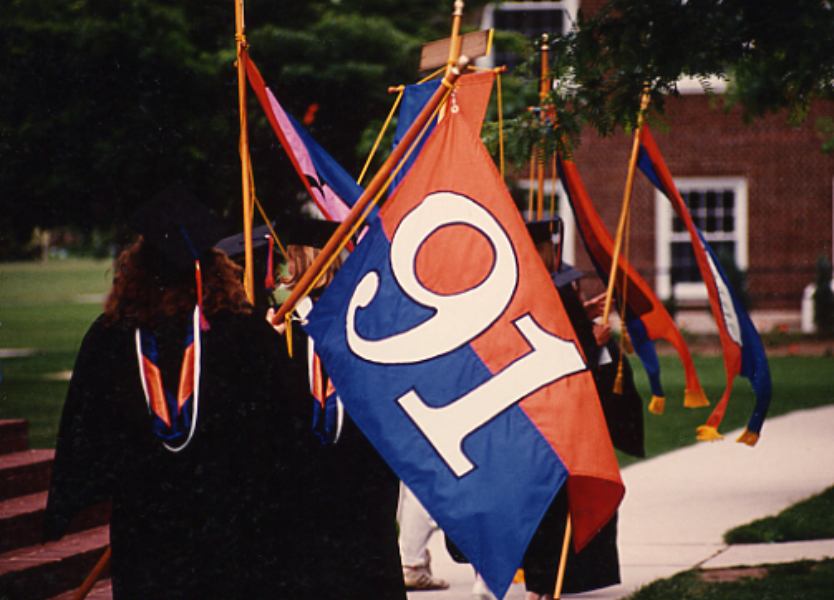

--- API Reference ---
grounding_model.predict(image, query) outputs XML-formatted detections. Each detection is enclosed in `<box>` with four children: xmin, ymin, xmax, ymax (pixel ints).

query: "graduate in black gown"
<box><xmin>44</xmin><ymin>187</ymin><xmax>295</xmax><ymax>599</ymax></box>
<box><xmin>520</xmin><ymin>218</ymin><xmax>645</xmax><ymax>599</ymax></box>
<box><xmin>229</xmin><ymin>218</ymin><xmax>407</xmax><ymax>600</ymax></box>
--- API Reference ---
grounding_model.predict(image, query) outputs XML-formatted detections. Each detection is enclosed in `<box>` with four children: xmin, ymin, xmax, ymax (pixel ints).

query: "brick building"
<box><xmin>477</xmin><ymin>1</ymin><xmax>834</xmax><ymax>331</ymax></box>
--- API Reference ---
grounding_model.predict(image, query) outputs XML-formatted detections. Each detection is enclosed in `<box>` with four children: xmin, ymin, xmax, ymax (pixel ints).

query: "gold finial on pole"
<box><xmin>539</xmin><ymin>33</ymin><xmax>550</xmax><ymax>102</ymax></box>
<box><xmin>601</xmin><ymin>86</ymin><xmax>652</xmax><ymax>324</ymax></box>
<box><xmin>445</xmin><ymin>1</ymin><xmax>465</xmax><ymax>77</ymax></box>
<box><xmin>235</xmin><ymin>0</ymin><xmax>255</xmax><ymax>303</ymax></box>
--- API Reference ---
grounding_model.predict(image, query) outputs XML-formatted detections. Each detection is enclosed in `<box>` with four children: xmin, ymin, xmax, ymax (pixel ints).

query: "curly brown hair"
<box><xmin>103</xmin><ymin>238</ymin><xmax>252</xmax><ymax>328</ymax></box>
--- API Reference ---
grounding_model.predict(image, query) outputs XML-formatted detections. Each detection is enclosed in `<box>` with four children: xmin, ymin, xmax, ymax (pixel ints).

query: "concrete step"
<box><xmin>0</xmin><ymin>419</ymin><xmax>30</xmax><ymax>455</ymax></box>
<box><xmin>0</xmin><ymin>524</ymin><xmax>109</xmax><ymax>600</ymax></box>
<box><xmin>0</xmin><ymin>491</ymin><xmax>111</xmax><ymax>554</ymax></box>
<box><xmin>0</xmin><ymin>449</ymin><xmax>54</xmax><ymax>501</ymax></box>
<box><xmin>50</xmin><ymin>577</ymin><xmax>112</xmax><ymax>600</ymax></box>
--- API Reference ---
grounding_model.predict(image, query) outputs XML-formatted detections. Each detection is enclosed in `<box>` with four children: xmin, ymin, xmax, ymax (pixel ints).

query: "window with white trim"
<box><xmin>478</xmin><ymin>1</ymin><xmax>578</xmax><ymax>69</ymax></box>
<box><xmin>655</xmin><ymin>177</ymin><xmax>748</xmax><ymax>300</ymax></box>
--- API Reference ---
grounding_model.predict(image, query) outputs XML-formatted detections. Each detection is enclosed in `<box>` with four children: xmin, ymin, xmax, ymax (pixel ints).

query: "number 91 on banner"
<box><xmin>346</xmin><ymin>192</ymin><xmax>586</xmax><ymax>478</ymax></box>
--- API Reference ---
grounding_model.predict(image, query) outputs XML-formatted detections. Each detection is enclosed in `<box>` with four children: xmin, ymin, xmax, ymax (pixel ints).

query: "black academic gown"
<box><xmin>276</xmin><ymin>320</ymin><xmax>406</xmax><ymax>600</ymax></box>
<box><xmin>44</xmin><ymin>311</ymin><xmax>294</xmax><ymax>600</ymax></box>
<box><xmin>520</xmin><ymin>283</ymin><xmax>645</xmax><ymax>595</ymax></box>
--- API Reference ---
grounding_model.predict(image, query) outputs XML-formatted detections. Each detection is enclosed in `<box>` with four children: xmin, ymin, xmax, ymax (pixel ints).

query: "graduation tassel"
<box><xmin>648</xmin><ymin>395</ymin><xmax>666</xmax><ymax>415</ymax></box>
<box><xmin>264</xmin><ymin>235</ymin><xmax>275</xmax><ymax>290</ymax></box>
<box><xmin>621</xmin><ymin>327</ymin><xmax>634</xmax><ymax>354</ymax></box>
<box><xmin>736</xmin><ymin>429</ymin><xmax>760</xmax><ymax>447</ymax></box>
<box><xmin>284</xmin><ymin>311</ymin><xmax>294</xmax><ymax>358</ymax></box>
<box><xmin>612</xmin><ymin>355</ymin><xmax>624</xmax><ymax>395</ymax></box>
<box><xmin>695</xmin><ymin>424</ymin><xmax>724</xmax><ymax>442</ymax></box>
<box><xmin>683</xmin><ymin>388</ymin><xmax>710</xmax><ymax>408</ymax></box>
<box><xmin>195</xmin><ymin>260</ymin><xmax>210</xmax><ymax>331</ymax></box>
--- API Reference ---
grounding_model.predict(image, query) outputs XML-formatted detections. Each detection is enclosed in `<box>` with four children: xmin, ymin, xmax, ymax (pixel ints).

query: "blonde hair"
<box><xmin>279</xmin><ymin>245</ymin><xmax>342</xmax><ymax>290</ymax></box>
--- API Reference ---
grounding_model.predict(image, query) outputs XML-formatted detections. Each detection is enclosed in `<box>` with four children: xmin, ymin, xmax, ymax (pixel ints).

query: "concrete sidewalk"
<box><xmin>409</xmin><ymin>405</ymin><xmax>834</xmax><ymax>599</ymax></box>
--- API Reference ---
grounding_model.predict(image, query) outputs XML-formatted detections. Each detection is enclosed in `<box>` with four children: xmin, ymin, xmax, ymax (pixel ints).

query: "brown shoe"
<box><xmin>403</xmin><ymin>565</ymin><xmax>450</xmax><ymax>590</ymax></box>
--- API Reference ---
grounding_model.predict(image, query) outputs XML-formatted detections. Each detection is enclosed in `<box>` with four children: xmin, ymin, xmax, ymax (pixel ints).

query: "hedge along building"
<box><xmin>476</xmin><ymin>0</ymin><xmax>834</xmax><ymax>333</ymax></box>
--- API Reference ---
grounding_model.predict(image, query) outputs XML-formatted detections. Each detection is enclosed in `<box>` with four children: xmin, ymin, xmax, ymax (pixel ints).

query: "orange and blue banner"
<box><xmin>637</xmin><ymin>126</ymin><xmax>771</xmax><ymax>443</ymax></box>
<box><xmin>305</xmin><ymin>84</ymin><xmax>623</xmax><ymax>598</ymax></box>
<box><xmin>557</xmin><ymin>157</ymin><xmax>708</xmax><ymax>412</ymax></box>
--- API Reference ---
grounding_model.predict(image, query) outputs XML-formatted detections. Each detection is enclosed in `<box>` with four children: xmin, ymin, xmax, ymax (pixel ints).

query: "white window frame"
<box><xmin>514</xmin><ymin>178</ymin><xmax>576</xmax><ymax>265</ymax></box>
<box><xmin>655</xmin><ymin>176</ymin><xmax>748</xmax><ymax>300</ymax></box>
<box><xmin>477</xmin><ymin>1</ymin><xmax>579</xmax><ymax>68</ymax></box>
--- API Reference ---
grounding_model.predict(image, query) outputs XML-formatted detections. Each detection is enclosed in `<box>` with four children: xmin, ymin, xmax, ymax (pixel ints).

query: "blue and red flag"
<box><xmin>244</xmin><ymin>52</ymin><xmax>363</xmax><ymax>222</ymax></box>
<box><xmin>637</xmin><ymin>126</ymin><xmax>771</xmax><ymax>444</ymax></box>
<box><xmin>557</xmin><ymin>156</ymin><xmax>708</xmax><ymax>412</ymax></box>
<box><xmin>305</xmin><ymin>82</ymin><xmax>623</xmax><ymax>598</ymax></box>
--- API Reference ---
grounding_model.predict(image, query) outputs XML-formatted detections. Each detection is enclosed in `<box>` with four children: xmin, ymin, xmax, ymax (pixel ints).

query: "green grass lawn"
<box><xmin>627</xmin><ymin>559</ymin><xmax>834</xmax><ymax>600</ymax></box>
<box><xmin>621</xmin><ymin>351</ymin><xmax>834</xmax><ymax>467</ymax></box>
<box><xmin>1</xmin><ymin>258</ymin><xmax>833</xmax><ymax>452</ymax></box>
<box><xmin>0</xmin><ymin>259</ymin><xmax>111</xmax><ymax>447</ymax></box>
<box><xmin>724</xmin><ymin>486</ymin><xmax>834</xmax><ymax>544</ymax></box>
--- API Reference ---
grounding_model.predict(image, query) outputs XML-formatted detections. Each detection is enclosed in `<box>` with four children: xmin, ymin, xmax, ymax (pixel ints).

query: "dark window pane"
<box><xmin>706</xmin><ymin>213</ymin><xmax>717</xmax><ymax>232</ymax></box>
<box><xmin>706</xmin><ymin>191</ymin><xmax>717</xmax><ymax>211</ymax></box>
<box><xmin>494</xmin><ymin>8</ymin><xmax>564</xmax><ymax>37</ymax></box>
<box><xmin>493</xmin><ymin>8</ymin><xmax>565</xmax><ymax>69</ymax></box>
<box><xmin>671</xmin><ymin>242</ymin><xmax>700</xmax><ymax>284</ymax></box>
<box><xmin>686</xmin><ymin>191</ymin><xmax>702</xmax><ymax>211</ymax></box>
<box><xmin>722</xmin><ymin>214</ymin><xmax>734</xmax><ymax>232</ymax></box>
<box><xmin>722</xmin><ymin>191</ymin><xmax>735</xmax><ymax>210</ymax></box>
<box><xmin>710</xmin><ymin>241</ymin><xmax>736</xmax><ymax>265</ymax></box>
<box><xmin>672</xmin><ymin>214</ymin><xmax>685</xmax><ymax>232</ymax></box>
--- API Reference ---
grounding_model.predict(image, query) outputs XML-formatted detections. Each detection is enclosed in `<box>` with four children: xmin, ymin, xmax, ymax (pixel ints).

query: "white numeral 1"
<box><xmin>345</xmin><ymin>191</ymin><xmax>586</xmax><ymax>477</ymax></box>
<box><xmin>398</xmin><ymin>315</ymin><xmax>585</xmax><ymax>477</ymax></box>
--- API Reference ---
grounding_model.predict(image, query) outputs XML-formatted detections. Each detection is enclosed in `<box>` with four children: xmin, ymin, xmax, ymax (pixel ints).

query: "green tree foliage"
<box><xmin>0</xmin><ymin>0</ymin><xmax>486</xmax><ymax>255</ymax></box>
<box><xmin>489</xmin><ymin>1</ymin><xmax>834</xmax><ymax>168</ymax></box>
<box><xmin>1</xmin><ymin>0</ymin><xmax>234</xmax><ymax>252</ymax></box>
<box><xmin>554</xmin><ymin>0</ymin><xmax>834</xmax><ymax>135</ymax></box>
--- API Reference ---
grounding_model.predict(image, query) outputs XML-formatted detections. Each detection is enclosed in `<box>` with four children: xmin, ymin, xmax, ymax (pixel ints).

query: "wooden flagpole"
<box><xmin>235</xmin><ymin>0</ymin><xmax>255</xmax><ymax>303</ymax></box>
<box><xmin>553</xmin><ymin>515</ymin><xmax>572</xmax><ymax>598</ymax></box>
<box><xmin>601</xmin><ymin>87</ymin><xmax>651</xmax><ymax>325</ymax></box>
<box><xmin>536</xmin><ymin>34</ymin><xmax>550</xmax><ymax>220</ymax></box>
<box><xmin>437</xmin><ymin>0</ymin><xmax>464</xmax><ymax>122</ymax></box>
<box><xmin>71</xmin><ymin>546</ymin><xmax>111</xmax><ymax>600</ymax></box>
<box><xmin>536</xmin><ymin>35</ymin><xmax>573</xmax><ymax>599</ymax></box>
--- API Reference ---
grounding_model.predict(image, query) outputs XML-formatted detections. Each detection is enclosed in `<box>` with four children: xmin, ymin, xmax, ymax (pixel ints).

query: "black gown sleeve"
<box><xmin>595</xmin><ymin>343</ymin><xmax>646</xmax><ymax>458</ymax></box>
<box><xmin>43</xmin><ymin>317</ymin><xmax>117</xmax><ymax>541</ymax></box>
<box><xmin>557</xmin><ymin>285</ymin><xmax>645</xmax><ymax>458</ymax></box>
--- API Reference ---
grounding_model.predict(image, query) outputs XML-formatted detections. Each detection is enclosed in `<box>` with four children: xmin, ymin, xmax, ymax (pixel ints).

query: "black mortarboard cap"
<box><xmin>215</xmin><ymin>222</ymin><xmax>276</xmax><ymax>260</ymax></box>
<box><xmin>130</xmin><ymin>185</ymin><xmax>227</xmax><ymax>277</ymax></box>
<box><xmin>552</xmin><ymin>261</ymin><xmax>585</xmax><ymax>288</ymax></box>
<box><xmin>214</xmin><ymin>216</ymin><xmax>339</xmax><ymax>258</ymax></box>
